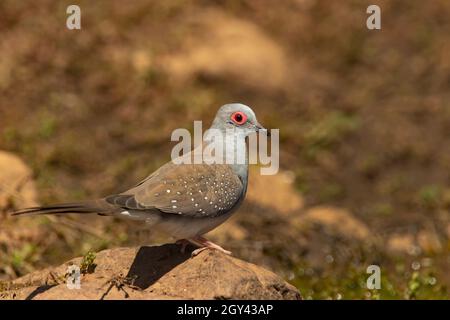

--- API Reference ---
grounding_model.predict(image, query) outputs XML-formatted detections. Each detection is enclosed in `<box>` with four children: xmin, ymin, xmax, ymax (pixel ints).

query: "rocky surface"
<box><xmin>0</xmin><ymin>245</ymin><xmax>301</xmax><ymax>300</ymax></box>
<box><xmin>294</xmin><ymin>206</ymin><xmax>371</xmax><ymax>241</ymax></box>
<box><xmin>160</xmin><ymin>8</ymin><xmax>290</xmax><ymax>91</ymax></box>
<box><xmin>0</xmin><ymin>151</ymin><xmax>38</xmax><ymax>214</ymax></box>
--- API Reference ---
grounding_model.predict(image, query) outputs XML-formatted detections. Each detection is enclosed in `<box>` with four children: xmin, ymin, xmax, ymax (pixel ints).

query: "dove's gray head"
<box><xmin>210</xmin><ymin>103</ymin><xmax>266</xmax><ymax>136</ymax></box>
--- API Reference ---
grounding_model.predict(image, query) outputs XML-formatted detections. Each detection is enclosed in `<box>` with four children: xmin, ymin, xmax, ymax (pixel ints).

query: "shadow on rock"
<box><xmin>126</xmin><ymin>244</ymin><xmax>192</xmax><ymax>289</ymax></box>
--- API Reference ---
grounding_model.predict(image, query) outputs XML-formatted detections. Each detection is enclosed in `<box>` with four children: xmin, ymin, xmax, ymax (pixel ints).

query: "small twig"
<box><xmin>100</xmin><ymin>274</ymin><xmax>140</xmax><ymax>300</ymax></box>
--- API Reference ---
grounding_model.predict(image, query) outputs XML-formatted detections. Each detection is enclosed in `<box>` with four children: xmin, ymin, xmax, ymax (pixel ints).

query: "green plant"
<box><xmin>418</xmin><ymin>185</ymin><xmax>441</xmax><ymax>208</ymax></box>
<box><xmin>79</xmin><ymin>251</ymin><xmax>97</xmax><ymax>274</ymax></box>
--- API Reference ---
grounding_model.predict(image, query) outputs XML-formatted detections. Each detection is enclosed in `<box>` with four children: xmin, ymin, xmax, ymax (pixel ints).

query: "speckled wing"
<box><xmin>105</xmin><ymin>162</ymin><xmax>244</xmax><ymax>218</ymax></box>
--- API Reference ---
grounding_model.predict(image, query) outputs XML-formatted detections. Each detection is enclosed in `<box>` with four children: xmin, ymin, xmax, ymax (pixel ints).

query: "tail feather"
<box><xmin>11</xmin><ymin>200</ymin><xmax>111</xmax><ymax>216</ymax></box>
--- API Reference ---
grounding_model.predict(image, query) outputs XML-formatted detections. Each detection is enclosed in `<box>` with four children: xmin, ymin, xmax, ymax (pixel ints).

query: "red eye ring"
<box><xmin>231</xmin><ymin>111</ymin><xmax>247</xmax><ymax>125</ymax></box>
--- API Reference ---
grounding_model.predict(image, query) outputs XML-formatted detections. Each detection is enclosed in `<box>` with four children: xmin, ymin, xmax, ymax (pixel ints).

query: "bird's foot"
<box><xmin>188</xmin><ymin>236</ymin><xmax>232</xmax><ymax>256</ymax></box>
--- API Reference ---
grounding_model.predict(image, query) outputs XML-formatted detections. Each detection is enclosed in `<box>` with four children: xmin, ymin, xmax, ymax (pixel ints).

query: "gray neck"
<box><xmin>203</xmin><ymin>127</ymin><xmax>249</xmax><ymax>184</ymax></box>
<box><xmin>224</xmin><ymin>132</ymin><xmax>248</xmax><ymax>183</ymax></box>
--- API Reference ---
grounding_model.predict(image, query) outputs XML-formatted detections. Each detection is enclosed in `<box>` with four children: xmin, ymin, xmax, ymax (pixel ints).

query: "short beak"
<box><xmin>255</xmin><ymin>122</ymin><xmax>270</xmax><ymax>137</ymax></box>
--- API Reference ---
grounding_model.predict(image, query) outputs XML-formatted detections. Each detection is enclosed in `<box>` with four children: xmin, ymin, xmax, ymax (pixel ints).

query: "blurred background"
<box><xmin>0</xmin><ymin>0</ymin><xmax>449</xmax><ymax>299</ymax></box>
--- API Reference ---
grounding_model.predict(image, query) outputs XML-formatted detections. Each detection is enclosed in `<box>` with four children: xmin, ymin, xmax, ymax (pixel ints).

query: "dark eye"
<box><xmin>231</xmin><ymin>111</ymin><xmax>247</xmax><ymax>125</ymax></box>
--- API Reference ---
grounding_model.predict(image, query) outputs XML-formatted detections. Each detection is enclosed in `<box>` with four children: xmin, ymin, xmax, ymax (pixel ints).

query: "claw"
<box><xmin>187</xmin><ymin>236</ymin><xmax>232</xmax><ymax>256</ymax></box>
<box><xmin>191</xmin><ymin>246</ymin><xmax>231</xmax><ymax>257</ymax></box>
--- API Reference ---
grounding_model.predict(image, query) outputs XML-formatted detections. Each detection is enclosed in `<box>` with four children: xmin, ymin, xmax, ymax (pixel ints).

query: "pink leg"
<box><xmin>187</xmin><ymin>236</ymin><xmax>232</xmax><ymax>256</ymax></box>
<box><xmin>175</xmin><ymin>239</ymin><xmax>191</xmax><ymax>254</ymax></box>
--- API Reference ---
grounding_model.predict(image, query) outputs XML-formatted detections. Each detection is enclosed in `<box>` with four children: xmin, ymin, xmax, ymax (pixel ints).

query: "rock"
<box><xmin>386</xmin><ymin>234</ymin><xmax>416</xmax><ymax>255</ymax></box>
<box><xmin>0</xmin><ymin>151</ymin><xmax>38</xmax><ymax>213</ymax></box>
<box><xmin>294</xmin><ymin>206</ymin><xmax>371</xmax><ymax>241</ymax></box>
<box><xmin>417</xmin><ymin>230</ymin><xmax>442</xmax><ymax>254</ymax></box>
<box><xmin>0</xmin><ymin>151</ymin><xmax>42</xmax><ymax>280</ymax></box>
<box><xmin>246</xmin><ymin>168</ymin><xmax>303</xmax><ymax>215</ymax></box>
<box><xmin>161</xmin><ymin>8</ymin><xmax>289</xmax><ymax>90</ymax></box>
<box><xmin>386</xmin><ymin>230</ymin><xmax>443</xmax><ymax>255</ymax></box>
<box><xmin>1</xmin><ymin>245</ymin><xmax>301</xmax><ymax>300</ymax></box>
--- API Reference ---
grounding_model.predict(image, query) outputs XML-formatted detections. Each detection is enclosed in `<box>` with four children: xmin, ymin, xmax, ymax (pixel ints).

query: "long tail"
<box><xmin>11</xmin><ymin>200</ymin><xmax>113</xmax><ymax>216</ymax></box>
